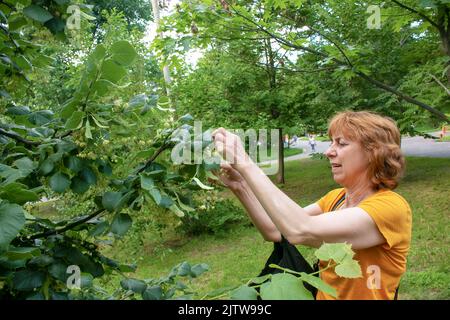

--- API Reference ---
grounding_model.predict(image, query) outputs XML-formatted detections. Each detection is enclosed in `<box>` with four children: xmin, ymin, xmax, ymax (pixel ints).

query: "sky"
<box><xmin>144</xmin><ymin>0</ymin><xmax>203</xmax><ymax>68</ymax></box>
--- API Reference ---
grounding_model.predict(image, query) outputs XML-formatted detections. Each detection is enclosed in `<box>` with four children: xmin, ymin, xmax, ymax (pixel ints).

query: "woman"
<box><xmin>212</xmin><ymin>111</ymin><xmax>412</xmax><ymax>300</ymax></box>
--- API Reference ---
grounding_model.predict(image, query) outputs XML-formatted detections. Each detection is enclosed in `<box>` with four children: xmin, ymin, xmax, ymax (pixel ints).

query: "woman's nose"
<box><xmin>325</xmin><ymin>145</ymin><xmax>335</xmax><ymax>158</ymax></box>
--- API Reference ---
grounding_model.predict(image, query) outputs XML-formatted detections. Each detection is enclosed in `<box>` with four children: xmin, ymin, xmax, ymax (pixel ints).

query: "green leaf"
<box><xmin>260</xmin><ymin>273</ymin><xmax>314</xmax><ymax>300</ymax></box>
<box><xmin>49</xmin><ymin>172</ymin><xmax>71</xmax><ymax>193</ymax></box>
<box><xmin>92</xmin><ymin>79</ymin><xmax>114</xmax><ymax>97</ymax></box>
<box><xmin>4</xmin><ymin>247</ymin><xmax>40</xmax><ymax>261</ymax></box>
<box><xmin>14</xmin><ymin>157</ymin><xmax>36</xmax><ymax>171</ymax></box>
<box><xmin>28</xmin><ymin>255</ymin><xmax>54</xmax><ymax>268</ymax></box>
<box><xmin>176</xmin><ymin>198</ymin><xmax>195</xmax><ymax>212</ymax></box>
<box><xmin>44</xmin><ymin>17</ymin><xmax>65</xmax><ymax>35</ymax></box>
<box><xmin>12</xmin><ymin>270</ymin><xmax>46</xmax><ymax>291</ymax></box>
<box><xmin>102</xmin><ymin>192</ymin><xmax>123</xmax><ymax>212</ymax></box>
<box><xmin>148</xmin><ymin>188</ymin><xmax>161</xmax><ymax>205</ymax></box>
<box><xmin>192</xmin><ymin>177</ymin><xmax>214</xmax><ymax>190</ymax></box>
<box><xmin>6</xmin><ymin>106</ymin><xmax>31</xmax><ymax>116</ymax></box>
<box><xmin>100</xmin><ymin>59</ymin><xmax>127</xmax><ymax>84</ymax></box>
<box><xmin>0</xmin><ymin>183</ymin><xmax>39</xmax><ymax>205</ymax></box>
<box><xmin>129</xmin><ymin>94</ymin><xmax>147</xmax><ymax>108</ymax></box>
<box><xmin>0</xmin><ymin>201</ymin><xmax>26</xmax><ymax>249</ymax></box>
<box><xmin>88</xmin><ymin>221</ymin><xmax>109</xmax><ymax>237</ymax></box>
<box><xmin>60</xmin><ymin>99</ymin><xmax>78</xmax><ymax>119</ymax></box>
<box><xmin>142</xmin><ymin>286</ymin><xmax>163</xmax><ymax>300</ymax></box>
<box><xmin>190</xmin><ymin>263</ymin><xmax>209</xmax><ymax>277</ymax></box>
<box><xmin>334</xmin><ymin>260</ymin><xmax>362</xmax><ymax>279</ymax></box>
<box><xmin>65</xmin><ymin>111</ymin><xmax>85</xmax><ymax>130</ymax></box>
<box><xmin>91</xmin><ymin>115</ymin><xmax>109</xmax><ymax>128</ymax></box>
<box><xmin>64</xmin><ymin>156</ymin><xmax>83</xmax><ymax>173</ymax></box>
<box><xmin>159</xmin><ymin>195</ymin><xmax>174</xmax><ymax>209</ymax></box>
<box><xmin>80</xmin><ymin>167</ymin><xmax>97</xmax><ymax>185</ymax></box>
<box><xmin>70</xmin><ymin>176</ymin><xmax>90</xmax><ymax>194</ymax></box>
<box><xmin>179</xmin><ymin>114</ymin><xmax>194</xmax><ymax>122</ymax></box>
<box><xmin>176</xmin><ymin>262</ymin><xmax>191</xmax><ymax>276</ymax></box>
<box><xmin>300</xmin><ymin>273</ymin><xmax>337</xmax><ymax>298</ymax></box>
<box><xmin>48</xmin><ymin>262</ymin><xmax>69</xmax><ymax>282</ymax></box>
<box><xmin>8</xmin><ymin>16</ymin><xmax>28</xmax><ymax>31</ymax></box>
<box><xmin>23</xmin><ymin>5</ymin><xmax>53</xmax><ymax>23</ymax></box>
<box><xmin>248</xmin><ymin>274</ymin><xmax>271</xmax><ymax>285</ymax></box>
<box><xmin>140</xmin><ymin>174</ymin><xmax>155</xmax><ymax>190</ymax></box>
<box><xmin>230</xmin><ymin>285</ymin><xmax>258</xmax><ymax>300</ymax></box>
<box><xmin>85</xmin><ymin>118</ymin><xmax>92</xmax><ymax>139</ymax></box>
<box><xmin>110</xmin><ymin>41</ymin><xmax>138</xmax><ymax>67</ymax></box>
<box><xmin>28</xmin><ymin>110</ymin><xmax>54</xmax><ymax>126</ymax></box>
<box><xmin>80</xmin><ymin>273</ymin><xmax>94</xmax><ymax>288</ymax></box>
<box><xmin>169</xmin><ymin>204</ymin><xmax>185</xmax><ymax>217</ymax></box>
<box><xmin>111</xmin><ymin>213</ymin><xmax>132</xmax><ymax>236</ymax></box>
<box><xmin>120</xmin><ymin>278</ymin><xmax>147</xmax><ymax>294</ymax></box>
<box><xmin>39</xmin><ymin>158</ymin><xmax>55</xmax><ymax>176</ymax></box>
<box><xmin>89</xmin><ymin>45</ymin><xmax>107</xmax><ymax>65</ymax></box>
<box><xmin>314</xmin><ymin>243</ymin><xmax>355</xmax><ymax>264</ymax></box>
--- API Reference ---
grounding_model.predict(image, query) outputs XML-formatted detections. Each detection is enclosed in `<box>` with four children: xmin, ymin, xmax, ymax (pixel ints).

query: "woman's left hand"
<box><xmin>212</xmin><ymin>128</ymin><xmax>253</xmax><ymax>171</ymax></box>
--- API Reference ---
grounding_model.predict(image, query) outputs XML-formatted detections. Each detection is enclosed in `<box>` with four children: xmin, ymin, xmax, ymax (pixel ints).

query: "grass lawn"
<box><xmin>257</xmin><ymin>147</ymin><xmax>303</xmax><ymax>162</ymax></box>
<box><xmin>107</xmin><ymin>156</ymin><xmax>450</xmax><ymax>300</ymax></box>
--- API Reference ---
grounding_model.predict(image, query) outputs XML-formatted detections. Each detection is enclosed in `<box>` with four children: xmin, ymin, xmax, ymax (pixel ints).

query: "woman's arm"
<box><xmin>217</xmin><ymin>163</ymin><xmax>323</xmax><ymax>242</ymax></box>
<box><xmin>239</xmin><ymin>161</ymin><xmax>385</xmax><ymax>249</ymax></box>
<box><xmin>213</xmin><ymin>128</ymin><xmax>385</xmax><ymax>249</ymax></box>
<box><xmin>232</xmin><ymin>181</ymin><xmax>282</xmax><ymax>242</ymax></box>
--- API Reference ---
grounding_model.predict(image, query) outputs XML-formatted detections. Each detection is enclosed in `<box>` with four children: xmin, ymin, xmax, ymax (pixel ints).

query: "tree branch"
<box><xmin>391</xmin><ymin>0</ymin><xmax>440</xmax><ymax>30</ymax></box>
<box><xmin>30</xmin><ymin>208</ymin><xmax>105</xmax><ymax>240</ymax></box>
<box><xmin>225</xmin><ymin>1</ymin><xmax>449</xmax><ymax>123</ymax></box>
<box><xmin>0</xmin><ymin>128</ymin><xmax>40</xmax><ymax>146</ymax></box>
<box><xmin>137</xmin><ymin>142</ymin><xmax>171</xmax><ymax>174</ymax></box>
<box><xmin>428</xmin><ymin>73</ymin><xmax>450</xmax><ymax>96</ymax></box>
<box><xmin>356</xmin><ymin>71</ymin><xmax>449</xmax><ymax>122</ymax></box>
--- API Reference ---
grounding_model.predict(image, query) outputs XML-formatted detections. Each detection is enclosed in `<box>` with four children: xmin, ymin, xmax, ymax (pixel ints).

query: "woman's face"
<box><xmin>325</xmin><ymin>133</ymin><xmax>370</xmax><ymax>188</ymax></box>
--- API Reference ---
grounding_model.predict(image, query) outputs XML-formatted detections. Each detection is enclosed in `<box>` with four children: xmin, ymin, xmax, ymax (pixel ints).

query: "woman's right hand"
<box><xmin>213</xmin><ymin>162</ymin><xmax>246</xmax><ymax>192</ymax></box>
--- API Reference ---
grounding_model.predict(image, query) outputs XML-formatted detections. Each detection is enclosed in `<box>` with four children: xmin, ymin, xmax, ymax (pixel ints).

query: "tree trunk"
<box><xmin>437</xmin><ymin>5</ymin><xmax>450</xmax><ymax>84</ymax></box>
<box><xmin>151</xmin><ymin>0</ymin><xmax>172</xmax><ymax>95</ymax></box>
<box><xmin>275</xmin><ymin>128</ymin><xmax>285</xmax><ymax>184</ymax></box>
<box><xmin>264</xmin><ymin>39</ymin><xmax>285</xmax><ymax>183</ymax></box>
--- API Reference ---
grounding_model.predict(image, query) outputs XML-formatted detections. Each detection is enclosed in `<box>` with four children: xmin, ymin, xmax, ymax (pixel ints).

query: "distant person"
<box><xmin>309</xmin><ymin>134</ymin><xmax>317</xmax><ymax>152</ymax></box>
<box><xmin>440</xmin><ymin>125</ymin><xmax>447</xmax><ymax>140</ymax></box>
<box><xmin>284</xmin><ymin>134</ymin><xmax>289</xmax><ymax>148</ymax></box>
<box><xmin>212</xmin><ymin>111</ymin><xmax>411</xmax><ymax>299</ymax></box>
<box><xmin>292</xmin><ymin>135</ymin><xmax>298</xmax><ymax>146</ymax></box>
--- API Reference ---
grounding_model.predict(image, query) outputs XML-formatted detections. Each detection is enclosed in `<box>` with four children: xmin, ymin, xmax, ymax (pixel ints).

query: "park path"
<box><xmin>260</xmin><ymin>133</ymin><xmax>450</xmax><ymax>165</ymax></box>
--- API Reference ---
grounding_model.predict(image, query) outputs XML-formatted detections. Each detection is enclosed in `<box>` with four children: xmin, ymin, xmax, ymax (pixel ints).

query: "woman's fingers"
<box><xmin>220</xmin><ymin>161</ymin><xmax>232</xmax><ymax>170</ymax></box>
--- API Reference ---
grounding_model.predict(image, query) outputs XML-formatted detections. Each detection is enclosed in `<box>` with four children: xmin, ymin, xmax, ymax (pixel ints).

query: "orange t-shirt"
<box><xmin>315</xmin><ymin>188</ymin><xmax>412</xmax><ymax>300</ymax></box>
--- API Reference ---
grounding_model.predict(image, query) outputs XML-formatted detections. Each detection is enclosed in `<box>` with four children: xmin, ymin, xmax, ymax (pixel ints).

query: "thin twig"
<box><xmin>0</xmin><ymin>128</ymin><xmax>40</xmax><ymax>146</ymax></box>
<box><xmin>428</xmin><ymin>73</ymin><xmax>450</xmax><ymax>96</ymax></box>
<box><xmin>30</xmin><ymin>208</ymin><xmax>106</xmax><ymax>240</ymax></box>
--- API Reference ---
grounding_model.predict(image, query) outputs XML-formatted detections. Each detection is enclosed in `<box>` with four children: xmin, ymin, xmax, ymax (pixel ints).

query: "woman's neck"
<box><xmin>343</xmin><ymin>184</ymin><xmax>377</xmax><ymax>208</ymax></box>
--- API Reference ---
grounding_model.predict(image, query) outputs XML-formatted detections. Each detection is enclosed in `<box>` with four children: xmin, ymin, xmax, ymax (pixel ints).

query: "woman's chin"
<box><xmin>331</xmin><ymin>173</ymin><xmax>344</xmax><ymax>184</ymax></box>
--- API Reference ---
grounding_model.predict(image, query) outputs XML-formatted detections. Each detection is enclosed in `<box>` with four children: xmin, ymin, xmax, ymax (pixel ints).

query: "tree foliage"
<box><xmin>0</xmin><ymin>0</ymin><xmax>218</xmax><ymax>300</ymax></box>
<box><xmin>158</xmin><ymin>0</ymin><xmax>450</xmax><ymax>133</ymax></box>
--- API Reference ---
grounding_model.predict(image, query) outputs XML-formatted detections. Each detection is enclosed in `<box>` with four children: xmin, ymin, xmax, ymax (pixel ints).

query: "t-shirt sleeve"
<box><xmin>315</xmin><ymin>188</ymin><xmax>344</xmax><ymax>213</ymax></box>
<box><xmin>358</xmin><ymin>193</ymin><xmax>412</xmax><ymax>249</ymax></box>
<box><xmin>315</xmin><ymin>194</ymin><xmax>327</xmax><ymax>212</ymax></box>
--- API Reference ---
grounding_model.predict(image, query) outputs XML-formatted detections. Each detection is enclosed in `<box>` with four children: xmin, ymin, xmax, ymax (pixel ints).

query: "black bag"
<box><xmin>254</xmin><ymin>194</ymin><xmax>347</xmax><ymax>299</ymax></box>
<box><xmin>254</xmin><ymin>236</ymin><xmax>319</xmax><ymax>298</ymax></box>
